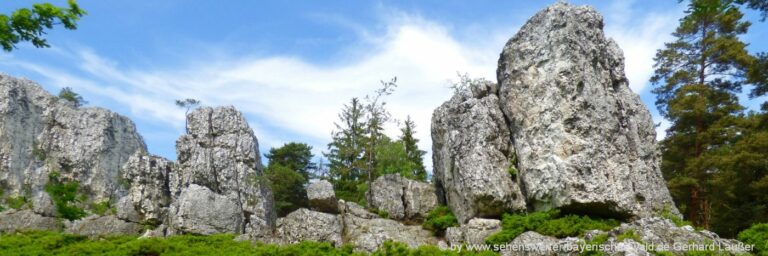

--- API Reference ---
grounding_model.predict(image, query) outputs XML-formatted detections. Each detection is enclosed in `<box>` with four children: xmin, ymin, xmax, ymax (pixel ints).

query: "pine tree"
<box><xmin>264</xmin><ymin>142</ymin><xmax>316</xmax><ymax>180</ymax></box>
<box><xmin>264</xmin><ymin>142</ymin><xmax>316</xmax><ymax>217</ymax></box>
<box><xmin>324</xmin><ymin>98</ymin><xmax>368</xmax><ymax>203</ymax></box>
<box><xmin>362</xmin><ymin>77</ymin><xmax>397</xmax><ymax>184</ymax></box>
<box><xmin>400</xmin><ymin>116</ymin><xmax>427</xmax><ymax>181</ymax></box>
<box><xmin>650</xmin><ymin>0</ymin><xmax>756</xmax><ymax>228</ymax></box>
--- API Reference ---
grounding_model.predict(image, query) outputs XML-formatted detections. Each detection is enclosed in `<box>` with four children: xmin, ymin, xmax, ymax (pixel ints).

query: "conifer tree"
<box><xmin>650</xmin><ymin>0</ymin><xmax>756</xmax><ymax>228</ymax></box>
<box><xmin>324</xmin><ymin>98</ymin><xmax>368</xmax><ymax>203</ymax></box>
<box><xmin>400</xmin><ymin>116</ymin><xmax>427</xmax><ymax>181</ymax></box>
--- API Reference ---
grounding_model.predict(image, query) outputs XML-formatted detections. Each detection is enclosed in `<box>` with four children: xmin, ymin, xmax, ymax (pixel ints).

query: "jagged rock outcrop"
<box><xmin>170</xmin><ymin>106</ymin><xmax>276</xmax><ymax>236</ymax></box>
<box><xmin>307</xmin><ymin>180</ymin><xmax>338</xmax><ymax>214</ymax></box>
<box><xmin>169</xmin><ymin>184</ymin><xmax>243</xmax><ymax>235</ymax></box>
<box><xmin>367</xmin><ymin>174</ymin><xmax>438</xmax><ymax>221</ymax></box>
<box><xmin>432</xmin><ymin>2</ymin><xmax>678</xmax><ymax>221</ymax></box>
<box><xmin>0</xmin><ymin>74</ymin><xmax>146</xmax><ymax>213</ymax></box>
<box><xmin>120</xmin><ymin>152</ymin><xmax>173</xmax><ymax>224</ymax></box>
<box><xmin>432</xmin><ymin>80</ymin><xmax>527</xmax><ymax>224</ymax></box>
<box><xmin>497</xmin><ymin>2</ymin><xmax>676</xmax><ymax>218</ymax></box>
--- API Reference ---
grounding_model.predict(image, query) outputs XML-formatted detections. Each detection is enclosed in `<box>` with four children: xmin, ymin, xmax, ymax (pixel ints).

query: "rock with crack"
<box><xmin>432</xmin><ymin>79</ymin><xmax>527</xmax><ymax>224</ymax></box>
<box><xmin>271</xmin><ymin>208</ymin><xmax>343</xmax><ymax>246</ymax></box>
<box><xmin>445</xmin><ymin>218</ymin><xmax>501</xmax><ymax>247</ymax></box>
<box><xmin>307</xmin><ymin>180</ymin><xmax>338</xmax><ymax>214</ymax></box>
<box><xmin>0</xmin><ymin>74</ymin><xmax>145</xmax><ymax>212</ymax></box>
<box><xmin>168</xmin><ymin>184</ymin><xmax>243</xmax><ymax>235</ymax></box>
<box><xmin>367</xmin><ymin>174</ymin><xmax>438</xmax><ymax>221</ymax></box>
<box><xmin>0</xmin><ymin>209</ymin><xmax>62</xmax><ymax>232</ymax></box>
<box><xmin>496</xmin><ymin>2</ymin><xmax>678</xmax><ymax>218</ymax></box>
<box><xmin>65</xmin><ymin>215</ymin><xmax>142</xmax><ymax>238</ymax></box>
<box><xmin>120</xmin><ymin>152</ymin><xmax>173</xmax><ymax>224</ymax></box>
<box><xmin>170</xmin><ymin>106</ymin><xmax>276</xmax><ymax>236</ymax></box>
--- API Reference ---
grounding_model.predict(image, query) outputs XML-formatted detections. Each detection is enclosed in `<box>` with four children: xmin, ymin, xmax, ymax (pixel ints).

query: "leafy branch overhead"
<box><xmin>0</xmin><ymin>0</ymin><xmax>86</xmax><ymax>52</ymax></box>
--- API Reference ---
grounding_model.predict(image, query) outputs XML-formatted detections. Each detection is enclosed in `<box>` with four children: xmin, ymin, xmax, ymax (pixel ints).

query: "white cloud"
<box><xmin>3</xmin><ymin>3</ymin><xmax>681</xmax><ymax>169</ymax></box>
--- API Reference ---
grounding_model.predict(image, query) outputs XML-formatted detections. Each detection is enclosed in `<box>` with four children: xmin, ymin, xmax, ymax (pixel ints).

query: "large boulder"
<box><xmin>445</xmin><ymin>218</ymin><xmax>502</xmax><ymax>247</ymax></box>
<box><xmin>169</xmin><ymin>184</ymin><xmax>243</xmax><ymax>235</ymax></box>
<box><xmin>170</xmin><ymin>106</ymin><xmax>276</xmax><ymax>236</ymax></box>
<box><xmin>65</xmin><ymin>215</ymin><xmax>142</xmax><ymax>238</ymax></box>
<box><xmin>367</xmin><ymin>174</ymin><xmax>438</xmax><ymax>221</ymax></box>
<box><xmin>343</xmin><ymin>214</ymin><xmax>439</xmax><ymax>252</ymax></box>
<box><xmin>0</xmin><ymin>74</ymin><xmax>145</xmax><ymax>211</ymax></box>
<box><xmin>307</xmin><ymin>180</ymin><xmax>338</xmax><ymax>214</ymax></box>
<box><xmin>271</xmin><ymin>208</ymin><xmax>343</xmax><ymax>246</ymax></box>
<box><xmin>432</xmin><ymin>2</ymin><xmax>678</xmax><ymax>221</ymax></box>
<box><xmin>432</xmin><ymin>80</ymin><xmax>527</xmax><ymax>223</ymax></box>
<box><xmin>496</xmin><ymin>2</ymin><xmax>677</xmax><ymax>218</ymax></box>
<box><xmin>0</xmin><ymin>210</ymin><xmax>62</xmax><ymax>232</ymax></box>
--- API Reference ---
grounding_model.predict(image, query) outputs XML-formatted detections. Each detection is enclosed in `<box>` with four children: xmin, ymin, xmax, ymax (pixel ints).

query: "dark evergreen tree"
<box><xmin>650</xmin><ymin>0</ymin><xmax>756</xmax><ymax>229</ymax></box>
<box><xmin>400</xmin><ymin>116</ymin><xmax>427</xmax><ymax>181</ymax></box>
<box><xmin>264</xmin><ymin>142</ymin><xmax>316</xmax><ymax>217</ymax></box>
<box><xmin>324</xmin><ymin>98</ymin><xmax>368</xmax><ymax>204</ymax></box>
<box><xmin>264</xmin><ymin>142</ymin><xmax>316</xmax><ymax>180</ymax></box>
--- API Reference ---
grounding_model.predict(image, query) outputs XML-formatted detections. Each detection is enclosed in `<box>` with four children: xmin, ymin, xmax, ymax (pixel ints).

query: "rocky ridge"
<box><xmin>0</xmin><ymin>2</ymin><xmax>752</xmax><ymax>255</ymax></box>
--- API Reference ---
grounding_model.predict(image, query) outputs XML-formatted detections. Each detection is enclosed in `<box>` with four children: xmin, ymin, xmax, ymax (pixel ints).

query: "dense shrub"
<box><xmin>0</xmin><ymin>231</ymin><xmax>497</xmax><ymax>255</ymax></box>
<box><xmin>738</xmin><ymin>223</ymin><xmax>768</xmax><ymax>256</ymax></box>
<box><xmin>485</xmin><ymin>210</ymin><xmax>619</xmax><ymax>245</ymax></box>
<box><xmin>90</xmin><ymin>201</ymin><xmax>114</xmax><ymax>215</ymax></box>
<box><xmin>45</xmin><ymin>172</ymin><xmax>86</xmax><ymax>221</ymax></box>
<box><xmin>6</xmin><ymin>196</ymin><xmax>27</xmax><ymax>210</ymax></box>
<box><xmin>422</xmin><ymin>206</ymin><xmax>459</xmax><ymax>236</ymax></box>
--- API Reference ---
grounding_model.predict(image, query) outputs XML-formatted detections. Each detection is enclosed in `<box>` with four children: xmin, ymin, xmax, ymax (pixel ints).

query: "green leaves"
<box><xmin>44</xmin><ymin>172</ymin><xmax>86</xmax><ymax>221</ymax></box>
<box><xmin>0</xmin><ymin>0</ymin><xmax>86</xmax><ymax>52</ymax></box>
<box><xmin>485</xmin><ymin>210</ymin><xmax>619</xmax><ymax>246</ymax></box>
<box><xmin>422</xmin><ymin>206</ymin><xmax>459</xmax><ymax>237</ymax></box>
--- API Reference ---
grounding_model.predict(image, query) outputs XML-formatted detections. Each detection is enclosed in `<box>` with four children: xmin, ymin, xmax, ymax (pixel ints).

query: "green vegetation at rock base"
<box><xmin>422</xmin><ymin>206</ymin><xmax>459</xmax><ymax>237</ymax></box>
<box><xmin>485</xmin><ymin>210</ymin><xmax>619</xmax><ymax>245</ymax></box>
<box><xmin>45</xmin><ymin>172</ymin><xmax>86</xmax><ymax>221</ymax></box>
<box><xmin>0</xmin><ymin>231</ymin><xmax>495</xmax><ymax>256</ymax></box>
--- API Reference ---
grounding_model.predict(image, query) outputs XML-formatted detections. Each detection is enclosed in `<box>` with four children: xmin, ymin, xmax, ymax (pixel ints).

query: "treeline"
<box><xmin>651</xmin><ymin>0</ymin><xmax>768</xmax><ymax>237</ymax></box>
<box><xmin>265</xmin><ymin>78</ymin><xmax>428</xmax><ymax>215</ymax></box>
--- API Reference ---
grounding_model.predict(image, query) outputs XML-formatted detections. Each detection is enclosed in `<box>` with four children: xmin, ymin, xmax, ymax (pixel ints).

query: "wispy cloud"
<box><xmin>2</xmin><ymin>3</ymin><xmax>682</xmax><ymax>169</ymax></box>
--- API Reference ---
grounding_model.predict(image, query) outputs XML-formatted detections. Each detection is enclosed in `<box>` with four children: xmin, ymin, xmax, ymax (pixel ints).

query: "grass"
<box><xmin>422</xmin><ymin>206</ymin><xmax>459</xmax><ymax>237</ymax></box>
<box><xmin>485</xmin><ymin>210</ymin><xmax>619</xmax><ymax>245</ymax></box>
<box><xmin>90</xmin><ymin>201</ymin><xmax>115</xmax><ymax>216</ymax></box>
<box><xmin>0</xmin><ymin>231</ymin><xmax>497</xmax><ymax>256</ymax></box>
<box><xmin>6</xmin><ymin>196</ymin><xmax>28</xmax><ymax>210</ymax></box>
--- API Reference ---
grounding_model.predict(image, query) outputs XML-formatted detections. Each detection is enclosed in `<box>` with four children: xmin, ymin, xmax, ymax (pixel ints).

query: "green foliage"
<box><xmin>422</xmin><ymin>206</ymin><xmax>459</xmax><ymax>237</ymax></box>
<box><xmin>650</xmin><ymin>0</ymin><xmax>768</xmax><ymax>230</ymax></box>
<box><xmin>264</xmin><ymin>142</ymin><xmax>315</xmax><ymax>217</ymax></box>
<box><xmin>369</xmin><ymin>208</ymin><xmax>389</xmax><ymax>219</ymax></box>
<box><xmin>90</xmin><ymin>200</ymin><xmax>113</xmax><ymax>216</ymax></box>
<box><xmin>738</xmin><ymin>223</ymin><xmax>768</xmax><ymax>256</ymax></box>
<box><xmin>57</xmin><ymin>87</ymin><xmax>87</xmax><ymax>107</ymax></box>
<box><xmin>658</xmin><ymin>204</ymin><xmax>693</xmax><ymax>228</ymax></box>
<box><xmin>399</xmin><ymin>116</ymin><xmax>427</xmax><ymax>182</ymax></box>
<box><xmin>265</xmin><ymin>164</ymin><xmax>307</xmax><ymax>217</ymax></box>
<box><xmin>6</xmin><ymin>196</ymin><xmax>27</xmax><ymax>210</ymax></box>
<box><xmin>485</xmin><ymin>210</ymin><xmax>619</xmax><ymax>245</ymax></box>
<box><xmin>578</xmin><ymin>234</ymin><xmax>609</xmax><ymax>256</ymax></box>
<box><xmin>44</xmin><ymin>172</ymin><xmax>86</xmax><ymax>221</ymax></box>
<box><xmin>616</xmin><ymin>229</ymin><xmax>641</xmax><ymax>242</ymax></box>
<box><xmin>0</xmin><ymin>0</ymin><xmax>85</xmax><ymax>52</ymax></box>
<box><xmin>374</xmin><ymin>137</ymin><xmax>420</xmax><ymax>180</ymax></box>
<box><xmin>0</xmin><ymin>231</ymin><xmax>497</xmax><ymax>255</ymax></box>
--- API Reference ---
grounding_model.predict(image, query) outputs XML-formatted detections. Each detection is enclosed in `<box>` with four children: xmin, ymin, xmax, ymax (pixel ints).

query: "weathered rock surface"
<box><xmin>344</xmin><ymin>214</ymin><xmax>439</xmax><ymax>252</ymax></box>
<box><xmin>497</xmin><ymin>2</ymin><xmax>677</xmax><ymax>218</ymax></box>
<box><xmin>307</xmin><ymin>180</ymin><xmax>338</xmax><ymax>214</ymax></box>
<box><xmin>66</xmin><ymin>215</ymin><xmax>142</xmax><ymax>237</ymax></box>
<box><xmin>501</xmin><ymin>231</ymin><xmax>579</xmax><ymax>256</ymax></box>
<box><xmin>432</xmin><ymin>2</ymin><xmax>678</xmax><ymax>221</ymax></box>
<box><xmin>272</xmin><ymin>208</ymin><xmax>343</xmax><ymax>246</ymax></box>
<box><xmin>0</xmin><ymin>74</ymin><xmax>145</xmax><ymax>210</ymax></box>
<box><xmin>445</xmin><ymin>218</ymin><xmax>501</xmax><ymax>246</ymax></box>
<box><xmin>613</xmin><ymin>217</ymin><xmax>748</xmax><ymax>254</ymax></box>
<box><xmin>432</xmin><ymin>79</ymin><xmax>527</xmax><ymax>223</ymax></box>
<box><xmin>339</xmin><ymin>200</ymin><xmax>379</xmax><ymax>219</ymax></box>
<box><xmin>171</xmin><ymin>106</ymin><xmax>276</xmax><ymax>236</ymax></box>
<box><xmin>0</xmin><ymin>210</ymin><xmax>62</xmax><ymax>232</ymax></box>
<box><xmin>121</xmin><ymin>152</ymin><xmax>173</xmax><ymax>223</ymax></box>
<box><xmin>169</xmin><ymin>184</ymin><xmax>243</xmax><ymax>235</ymax></box>
<box><xmin>367</xmin><ymin>174</ymin><xmax>438</xmax><ymax>221</ymax></box>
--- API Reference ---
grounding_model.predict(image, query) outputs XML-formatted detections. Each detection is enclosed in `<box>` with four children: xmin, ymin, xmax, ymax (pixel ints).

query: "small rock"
<box><xmin>307</xmin><ymin>180</ymin><xmax>338</xmax><ymax>214</ymax></box>
<box><xmin>274</xmin><ymin>208</ymin><xmax>343</xmax><ymax>246</ymax></box>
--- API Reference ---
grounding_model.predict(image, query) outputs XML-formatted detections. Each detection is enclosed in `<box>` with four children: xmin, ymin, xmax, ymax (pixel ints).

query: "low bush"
<box><xmin>738</xmin><ymin>223</ymin><xmax>768</xmax><ymax>256</ymax></box>
<box><xmin>422</xmin><ymin>206</ymin><xmax>459</xmax><ymax>236</ymax></box>
<box><xmin>45</xmin><ymin>172</ymin><xmax>86</xmax><ymax>221</ymax></box>
<box><xmin>485</xmin><ymin>210</ymin><xmax>619</xmax><ymax>245</ymax></box>
<box><xmin>6</xmin><ymin>196</ymin><xmax>27</xmax><ymax>210</ymax></box>
<box><xmin>0</xmin><ymin>231</ymin><xmax>496</xmax><ymax>255</ymax></box>
<box><xmin>90</xmin><ymin>201</ymin><xmax>114</xmax><ymax>215</ymax></box>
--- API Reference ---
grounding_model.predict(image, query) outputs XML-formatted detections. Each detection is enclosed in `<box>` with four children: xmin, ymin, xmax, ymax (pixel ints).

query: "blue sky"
<box><xmin>1</xmin><ymin>1</ymin><xmax>766</xmax><ymax>170</ymax></box>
